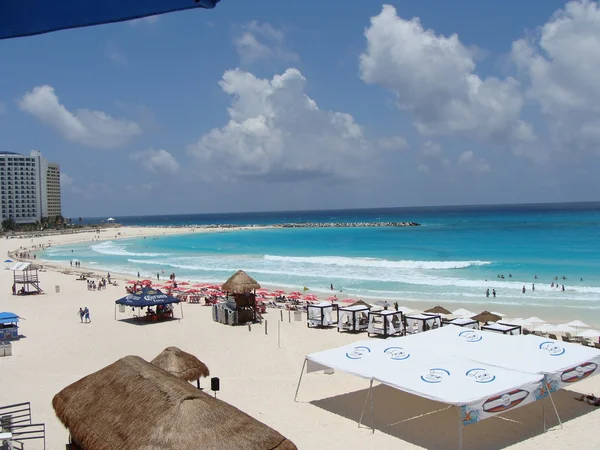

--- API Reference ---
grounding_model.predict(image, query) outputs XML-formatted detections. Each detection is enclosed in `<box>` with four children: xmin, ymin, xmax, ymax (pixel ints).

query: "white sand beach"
<box><xmin>2</xmin><ymin>228</ymin><xmax>600</xmax><ymax>449</ymax></box>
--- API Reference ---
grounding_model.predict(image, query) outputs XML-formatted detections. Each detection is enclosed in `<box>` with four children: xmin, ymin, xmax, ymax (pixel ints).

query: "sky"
<box><xmin>1</xmin><ymin>0</ymin><xmax>599</xmax><ymax>218</ymax></box>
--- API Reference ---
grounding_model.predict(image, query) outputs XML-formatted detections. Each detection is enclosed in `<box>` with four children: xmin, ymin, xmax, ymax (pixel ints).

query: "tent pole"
<box><xmin>542</xmin><ymin>399</ymin><xmax>546</xmax><ymax>432</ymax></box>
<box><xmin>369</xmin><ymin>378</ymin><xmax>375</xmax><ymax>434</ymax></box>
<box><xmin>293</xmin><ymin>359</ymin><xmax>307</xmax><ymax>402</ymax></box>
<box><xmin>114</xmin><ymin>304</ymin><xmax>116</xmax><ymax>321</ymax></box>
<box><xmin>545</xmin><ymin>378</ymin><xmax>563</xmax><ymax>429</ymax></box>
<box><xmin>358</xmin><ymin>378</ymin><xmax>373</xmax><ymax>429</ymax></box>
<box><xmin>180</xmin><ymin>302</ymin><xmax>184</xmax><ymax>319</ymax></box>
<box><xmin>457</xmin><ymin>407</ymin><xmax>463</xmax><ymax>450</ymax></box>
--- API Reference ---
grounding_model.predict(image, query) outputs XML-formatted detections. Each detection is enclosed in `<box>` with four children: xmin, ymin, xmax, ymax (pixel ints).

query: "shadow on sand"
<box><xmin>117</xmin><ymin>316</ymin><xmax>181</xmax><ymax>326</ymax></box>
<box><xmin>310</xmin><ymin>384</ymin><xmax>596</xmax><ymax>450</ymax></box>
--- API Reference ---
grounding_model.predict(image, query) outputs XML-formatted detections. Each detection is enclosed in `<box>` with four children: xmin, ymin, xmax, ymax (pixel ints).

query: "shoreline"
<box><xmin>10</xmin><ymin>226</ymin><xmax>599</xmax><ymax>328</ymax></box>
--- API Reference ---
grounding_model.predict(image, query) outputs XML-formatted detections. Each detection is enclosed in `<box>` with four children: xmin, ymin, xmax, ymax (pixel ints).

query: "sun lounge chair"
<box><xmin>548</xmin><ymin>333</ymin><xmax>558</xmax><ymax>340</ymax></box>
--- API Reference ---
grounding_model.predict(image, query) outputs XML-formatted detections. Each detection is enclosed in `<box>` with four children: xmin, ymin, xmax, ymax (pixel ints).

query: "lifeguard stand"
<box><xmin>12</xmin><ymin>262</ymin><xmax>43</xmax><ymax>294</ymax></box>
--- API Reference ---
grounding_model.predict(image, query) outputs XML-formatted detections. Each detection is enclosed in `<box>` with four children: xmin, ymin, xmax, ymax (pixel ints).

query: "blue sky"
<box><xmin>1</xmin><ymin>0</ymin><xmax>598</xmax><ymax>218</ymax></box>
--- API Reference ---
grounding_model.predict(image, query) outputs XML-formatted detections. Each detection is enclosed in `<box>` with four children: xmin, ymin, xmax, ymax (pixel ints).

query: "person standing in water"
<box><xmin>522</xmin><ymin>285</ymin><xmax>526</xmax><ymax>294</ymax></box>
<box><xmin>492</xmin><ymin>289</ymin><xmax>496</xmax><ymax>298</ymax></box>
<box><xmin>486</xmin><ymin>289</ymin><xmax>490</xmax><ymax>298</ymax></box>
<box><xmin>532</xmin><ymin>283</ymin><xmax>535</xmax><ymax>291</ymax></box>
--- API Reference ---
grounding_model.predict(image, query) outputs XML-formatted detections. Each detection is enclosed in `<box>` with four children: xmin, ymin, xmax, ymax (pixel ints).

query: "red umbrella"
<box><xmin>207</xmin><ymin>284</ymin><xmax>221</xmax><ymax>290</ymax></box>
<box><xmin>274</xmin><ymin>290</ymin><xmax>286</xmax><ymax>294</ymax></box>
<box><xmin>288</xmin><ymin>294</ymin><xmax>301</xmax><ymax>299</ymax></box>
<box><xmin>193</xmin><ymin>283</ymin><xmax>206</xmax><ymax>287</ymax></box>
<box><xmin>126</xmin><ymin>280</ymin><xmax>137</xmax><ymax>285</ymax></box>
<box><xmin>326</xmin><ymin>295</ymin><xmax>338</xmax><ymax>301</ymax></box>
<box><xmin>304</xmin><ymin>294</ymin><xmax>318</xmax><ymax>301</ymax></box>
<box><xmin>340</xmin><ymin>298</ymin><xmax>355</xmax><ymax>303</ymax></box>
<box><xmin>178</xmin><ymin>281</ymin><xmax>190</xmax><ymax>285</ymax></box>
<box><xmin>289</xmin><ymin>291</ymin><xmax>302</xmax><ymax>296</ymax></box>
<box><xmin>140</xmin><ymin>279</ymin><xmax>152</xmax><ymax>285</ymax></box>
<box><xmin>164</xmin><ymin>280</ymin><xmax>174</xmax><ymax>284</ymax></box>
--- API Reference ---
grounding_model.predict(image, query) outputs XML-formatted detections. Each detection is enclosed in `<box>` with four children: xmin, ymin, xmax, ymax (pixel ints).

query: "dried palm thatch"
<box><xmin>425</xmin><ymin>305</ymin><xmax>452</xmax><ymax>315</ymax></box>
<box><xmin>52</xmin><ymin>355</ymin><xmax>297</xmax><ymax>450</ymax></box>
<box><xmin>221</xmin><ymin>270</ymin><xmax>260</xmax><ymax>294</ymax></box>
<box><xmin>151</xmin><ymin>346</ymin><xmax>210</xmax><ymax>382</ymax></box>
<box><xmin>347</xmin><ymin>300</ymin><xmax>372</xmax><ymax>309</ymax></box>
<box><xmin>471</xmin><ymin>311</ymin><xmax>502</xmax><ymax>323</ymax></box>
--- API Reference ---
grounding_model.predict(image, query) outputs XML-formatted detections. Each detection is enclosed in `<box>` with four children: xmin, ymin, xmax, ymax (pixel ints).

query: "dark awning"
<box><xmin>116</xmin><ymin>287</ymin><xmax>180</xmax><ymax>308</ymax></box>
<box><xmin>0</xmin><ymin>0</ymin><xmax>221</xmax><ymax>40</ymax></box>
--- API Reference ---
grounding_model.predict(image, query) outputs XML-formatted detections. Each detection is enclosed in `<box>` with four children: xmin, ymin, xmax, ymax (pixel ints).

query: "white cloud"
<box><xmin>60</xmin><ymin>172</ymin><xmax>74</xmax><ymax>187</ymax></box>
<box><xmin>417</xmin><ymin>164</ymin><xmax>430</xmax><ymax>174</ymax></box>
<box><xmin>19</xmin><ymin>85</ymin><xmax>141</xmax><ymax>149</ymax></box>
<box><xmin>130</xmin><ymin>149</ymin><xmax>180</xmax><ymax>174</ymax></box>
<box><xmin>234</xmin><ymin>21</ymin><xmax>299</xmax><ymax>65</ymax></box>
<box><xmin>457</xmin><ymin>150</ymin><xmax>491</xmax><ymax>173</ymax></box>
<box><xmin>377</xmin><ymin>136</ymin><xmax>409</xmax><ymax>151</ymax></box>
<box><xmin>421</xmin><ymin>141</ymin><xmax>442</xmax><ymax>157</ymax></box>
<box><xmin>511</xmin><ymin>0</ymin><xmax>600</xmax><ymax>152</ymax></box>
<box><xmin>187</xmin><ymin>68</ymin><xmax>376</xmax><ymax>182</ymax></box>
<box><xmin>360</xmin><ymin>5</ymin><xmax>533</xmax><ymax>146</ymax></box>
<box><xmin>129</xmin><ymin>15</ymin><xmax>160</xmax><ymax>26</ymax></box>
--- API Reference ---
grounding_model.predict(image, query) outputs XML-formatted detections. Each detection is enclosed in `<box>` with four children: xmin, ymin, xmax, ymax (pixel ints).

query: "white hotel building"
<box><xmin>0</xmin><ymin>150</ymin><xmax>62</xmax><ymax>225</ymax></box>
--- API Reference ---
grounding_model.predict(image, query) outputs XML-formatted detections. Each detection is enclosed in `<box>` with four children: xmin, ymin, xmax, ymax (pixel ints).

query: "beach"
<box><xmin>2</xmin><ymin>227</ymin><xmax>600</xmax><ymax>449</ymax></box>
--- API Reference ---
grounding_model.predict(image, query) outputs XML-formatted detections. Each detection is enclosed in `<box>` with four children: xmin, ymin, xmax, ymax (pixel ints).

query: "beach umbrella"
<box><xmin>553</xmin><ymin>324</ymin><xmax>577</xmax><ymax>334</ymax></box>
<box><xmin>178</xmin><ymin>281</ymin><xmax>190</xmax><ymax>286</ymax></box>
<box><xmin>326</xmin><ymin>296</ymin><xmax>338</xmax><ymax>301</ymax></box>
<box><xmin>1</xmin><ymin>0</ymin><xmax>221</xmax><ymax>40</ymax></box>
<box><xmin>425</xmin><ymin>305</ymin><xmax>452</xmax><ymax>315</ymax></box>
<box><xmin>289</xmin><ymin>291</ymin><xmax>302</xmax><ymax>296</ymax></box>
<box><xmin>340</xmin><ymin>298</ymin><xmax>355</xmax><ymax>303</ymax></box>
<box><xmin>303</xmin><ymin>294</ymin><xmax>318</xmax><ymax>301</ymax></box>
<box><xmin>471</xmin><ymin>311</ymin><xmax>502</xmax><ymax>323</ymax></box>
<box><xmin>535</xmin><ymin>324</ymin><xmax>557</xmax><ymax>333</ymax></box>
<box><xmin>567</xmin><ymin>320</ymin><xmax>590</xmax><ymax>329</ymax></box>
<box><xmin>126</xmin><ymin>280</ymin><xmax>137</xmax><ymax>285</ymax></box>
<box><xmin>523</xmin><ymin>316</ymin><xmax>546</xmax><ymax>329</ymax></box>
<box><xmin>577</xmin><ymin>329</ymin><xmax>600</xmax><ymax>339</ymax></box>
<box><xmin>452</xmin><ymin>308</ymin><xmax>476</xmax><ymax>318</ymax></box>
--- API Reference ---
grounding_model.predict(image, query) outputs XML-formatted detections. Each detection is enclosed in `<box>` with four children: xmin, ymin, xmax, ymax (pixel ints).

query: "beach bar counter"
<box><xmin>307</xmin><ymin>302</ymin><xmax>337</xmax><ymax>328</ymax></box>
<box><xmin>337</xmin><ymin>305</ymin><xmax>370</xmax><ymax>333</ymax></box>
<box><xmin>405</xmin><ymin>313</ymin><xmax>442</xmax><ymax>334</ymax></box>
<box><xmin>482</xmin><ymin>322</ymin><xmax>522</xmax><ymax>335</ymax></box>
<box><xmin>443</xmin><ymin>317</ymin><xmax>479</xmax><ymax>329</ymax></box>
<box><xmin>368</xmin><ymin>310</ymin><xmax>403</xmax><ymax>337</ymax></box>
<box><xmin>0</xmin><ymin>312</ymin><xmax>19</xmax><ymax>340</ymax></box>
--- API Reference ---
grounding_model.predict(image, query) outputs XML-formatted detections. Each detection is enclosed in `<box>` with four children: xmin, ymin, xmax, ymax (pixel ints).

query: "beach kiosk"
<box><xmin>0</xmin><ymin>312</ymin><xmax>19</xmax><ymax>340</ymax></box>
<box><xmin>368</xmin><ymin>309</ymin><xmax>403</xmax><ymax>337</ymax></box>
<box><xmin>483</xmin><ymin>322</ymin><xmax>522</xmax><ymax>335</ymax></box>
<box><xmin>216</xmin><ymin>270</ymin><xmax>261</xmax><ymax>326</ymax></box>
<box><xmin>442</xmin><ymin>317</ymin><xmax>479</xmax><ymax>330</ymax></box>
<box><xmin>337</xmin><ymin>302</ymin><xmax>371</xmax><ymax>333</ymax></box>
<box><xmin>307</xmin><ymin>302</ymin><xmax>336</xmax><ymax>328</ymax></box>
<box><xmin>405</xmin><ymin>313</ymin><xmax>442</xmax><ymax>334</ymax></box>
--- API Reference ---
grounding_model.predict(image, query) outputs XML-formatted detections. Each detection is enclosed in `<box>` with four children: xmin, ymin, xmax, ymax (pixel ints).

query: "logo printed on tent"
<box><xmin>560</xmin><ymin>362</ymin><xmax>597</xmax><ymax>383</ymax></box>
<box><xmin>466</xmin><ymin>368</ymin><xmax>496</xmax><ymax>383</ymax></box>
<box><xmin>346</xmin><ymin>346</ymin><xmax>371</xmax><ymax>360</ymax></box>
<box><xmin>459</xmin><ymin>330</ymin><xmax>482</xmax><ymax>342</ymax></box>
<box><xmin>482</xmin><ymin>389</ymin><xmax>529</xmax><ymax>413</ymax></box>
<box><xmin>539</xmin><ymin>341</ymin><xmax>565</xmax><ymax>356</ymax></box>
<box><xmin>384</xmin><ymin>347</ymin><xmax>410</xmax><ymax>360</ymax></box>
<box><xmin>421</xmin><ymin>368</ymin><xmax>450</xmax><ymax>383</ymax></box>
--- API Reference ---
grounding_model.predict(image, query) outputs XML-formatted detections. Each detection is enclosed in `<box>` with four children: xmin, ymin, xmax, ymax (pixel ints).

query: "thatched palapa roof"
<box><xmin>52</xmin><ymin>356</ymin><xmax>297</xmax><ymax>450</ymax></box>
<box><xmin>425</xmin><ymin>305</ymin><xmax>452</xmax><ymax>315</ymax></box>
<box><xmin>151</xmin><ymin>346</ymin><xmax>210</xmax><ymax>382</ymax></box>
<box><xmin>222</xmin><ymin>270</ymin><xmax>261</xmax><ymax>294</ymax></box>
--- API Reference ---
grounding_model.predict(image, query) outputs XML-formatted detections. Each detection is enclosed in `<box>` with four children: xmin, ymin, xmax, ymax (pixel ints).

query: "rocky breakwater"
<box><xmin>277</xmin><ymin>222</ymin><xmax>420</xmax><ymax>228</ymax></box>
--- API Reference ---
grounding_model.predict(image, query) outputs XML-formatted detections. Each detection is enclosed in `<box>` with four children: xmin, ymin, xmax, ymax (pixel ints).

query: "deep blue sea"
<box><xmin>42</xmin><ymin>203</ymin><xmax>600</xmax><ymax>321</ymax></box>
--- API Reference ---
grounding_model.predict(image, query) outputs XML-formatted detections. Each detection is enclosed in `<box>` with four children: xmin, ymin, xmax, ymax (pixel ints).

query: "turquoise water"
<box><xmin>42</xmin><ymin>203</ymin><xmax>600</xmax><ymax>318</ymax></box>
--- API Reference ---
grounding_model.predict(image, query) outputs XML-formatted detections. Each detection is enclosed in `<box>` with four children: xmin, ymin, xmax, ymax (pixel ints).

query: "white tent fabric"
<box><xmin>447</xmin><ymin>318</ymin><xmax>479</xmax><ymax>329</ymax></box>
<box><xmin>482</xmin><ymin>322</ymin><xmax>521</xmax><ymax>335</ymax></box>
<box><xmin>367</xmin><ymin>310</ymin><xmax>402</xmax><ymax>336</ymax></box>
<box><xmin>452</xmin><ymin>308</ymin><xmax>476</xmax><ymax>318</ymax></box>
<box><xmin>307</xmin><ymin>302</ymin><xmax>334</xmax><ymax>327</ymax></box>
<box><xmin>338</xmin><ymin>305</ymin><xmax>369</xmax><ymax>331</ymax></box>
<box><xmin>567</xmin><ymin>320</ymin><xmax>590</xmax><ymax>328</ymax></box>
<box><xmin>304</xmin><ymin>325</ymin><xmax>600</xmax><ymax>426</ymax></box>
<box><xmin>578</xmin><ymin>329</ymin><xmax>600</xmax><ymax>338</ymax></box>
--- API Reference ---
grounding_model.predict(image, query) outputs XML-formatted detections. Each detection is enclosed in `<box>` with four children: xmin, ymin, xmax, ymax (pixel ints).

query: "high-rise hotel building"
<box><xmin>0</xmin><ymin>150</ymin><xmax>62</xmax><ymax>224</ymax></box>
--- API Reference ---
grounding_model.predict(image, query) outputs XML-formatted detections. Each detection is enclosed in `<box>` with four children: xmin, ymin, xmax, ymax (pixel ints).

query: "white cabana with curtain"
<box><xmin>307</xmin><ymin>302</ymin><xmax>335</xmax><ymax>328</ymax></box>
<box><xmin>483</xmin><ymin>322</ymin><xmax>522</xmax><ymax>335</ymax></box>
<box><xmin>443</xmin><ymin>317</ymin><xmax>479</xmax><ymax>329</ymax></box>
<box><xmin>405</xmin><ymin>313</ymin><xmax>441</xmax><ymax>334</ymax></box>
<box><xmin>295</xmin><ymin>325</ymin><xmax>600</xmax><ymax>449</ymax></box>
<box><xmin>338</xmin><ymin>305</ymin><xmax>370</xmax><ymax>332</ymax></box>
<box><xmin>368</xmin><ymin>310</ymin><xmax>403</xmax><ymax>337</ymax></box>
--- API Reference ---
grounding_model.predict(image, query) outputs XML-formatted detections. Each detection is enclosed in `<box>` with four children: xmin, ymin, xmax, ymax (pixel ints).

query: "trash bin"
<box><xmin>119</xmin><ymin>304</ymin><xmax>126</xmax><ymax>313</ymax></box>
<box><xmin>0</xmin><ymin>343</ymin><xmax>4</xmax><ymax>357</ymax></box>
<box><xmin>294</xmin><ymin>311</ymin><xmax>302</xmax><ymax>322</ymax></box>
<box><xmin>4</xmin><ymin>342</ymin><xmax>11</xmax><ymax>356</ymax></box>
<box><xmin>55</xmin><ymin>285</ymin><xmax>60</xmax><ymax>293</ymax></box>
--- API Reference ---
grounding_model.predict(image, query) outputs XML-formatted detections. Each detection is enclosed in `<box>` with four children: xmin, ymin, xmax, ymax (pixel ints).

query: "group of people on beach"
<box><xmin>77</xmin><ymin>307</ymin><xmax>91</xmax><ymax>323</ymax></box>
<box><xmin>70</xmin><ymin>260</ymin><xmax>81</xmax><ymax>267</ymax></box>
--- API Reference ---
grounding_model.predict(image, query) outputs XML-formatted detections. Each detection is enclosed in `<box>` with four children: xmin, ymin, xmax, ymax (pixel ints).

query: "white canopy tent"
<box><xmin>295</xmin><ymin>325</ymin><xmax>600</xmax><ymax>448</ymax></box>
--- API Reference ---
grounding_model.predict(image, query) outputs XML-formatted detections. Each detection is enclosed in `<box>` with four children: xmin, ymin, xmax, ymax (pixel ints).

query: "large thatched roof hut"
<box><xmin>52</xmin><ymin>355</ymin><xmax>297</xmax><ymax>450</ymax></box>
<box><xmin>221</xmin><ymin>270</ymin><xmax>260</xmax><ymax>294</ymax></box>
<box><xmin>151</xmin><ymin>346</ymin><xmax>210</xmax><ymax>382</ymax></box>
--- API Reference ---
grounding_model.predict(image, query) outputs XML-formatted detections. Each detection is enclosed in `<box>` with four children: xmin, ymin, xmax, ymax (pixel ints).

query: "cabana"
<box><xmin>0</xmin><ymin>312</ymin><xmax>20</xmax><ymax>340</ymax></box>
<box><xmin>483</xmin><ymin>322</ymin><xmax>522</xmax><ymax>335</ymax></box>
<box><xmin>151</xmin><ymin>346</ymin><xmax>210</xmax><ymax>389</ymax></box>
<box><xmin>443</xmin><ymin>317</ymin><xmax>479</xmax><ymax>330</ymax></box>
<box><xmin>11</xmin><ymin>262</ymin><xmax>43</xmax><ymax>294</ymax></box>
<box><xmin>368</xmin><ymin>310</ymin><xmax>403</xmax><ymax>338</ymax></box>
<box><xmin>218</xmin><ymin>270</ymin><xmax>260</xmax><ymax>325</ymax></box>
<box><xmin>52</xmin><ymin>355</ymin><xmax>297</xmax><ymax>450</ymax></box>
<box><xmin>338</xmin><ymin>303</ymin><xmax>371</xmax><ymax>333</ymax></box>
<box><xmin>405</xmin><ymin>313</ymin><xmax>441</xmax><ymax>334</ymax></box>
<box><xmin>115</xmin><ymin>287</ymin><xmax>181</xmax><ymax>323</ymax></box>
<box><xmin>295</xmin><ymin>325</ymin><xmax>600</xmax><ymax>449</ymax></box>
<box><xmin>307</xmin><ymin>302</ymin><xmax>337</xmax><ymax>328</ymax></box>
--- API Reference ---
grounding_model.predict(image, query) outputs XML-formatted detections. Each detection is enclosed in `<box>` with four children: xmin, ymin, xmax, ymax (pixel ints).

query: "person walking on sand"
<box><xmin>84</xmin><ymin>307</ymin><xmax>91</xmax><ymax>323</ymax></box>
<box><xmin>78</xmin><ymin>307</ymin><xmax>84</xmax><ymax>323</ymax></box>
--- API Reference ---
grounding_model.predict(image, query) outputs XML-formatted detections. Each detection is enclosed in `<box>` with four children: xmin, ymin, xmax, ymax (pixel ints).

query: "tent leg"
<box><xmin>180</xmin><ymin>303</ymin><xmax>184</xmax><ymax>319</ymax></box>
<box><xmin>545</xmin><ymin>379</ymin><xmax>563</xmax><ymax>429</ymax></box>
<box><xmin>542</xmin><ymin>399</ymin><xmax>546</xmax><ymax>432</ymax></box>
<box><xmin>358</xmin><ymin>379</ymin><xmax>373</xmax><ymax>429</ymax></box>
<box><xmin>369</xmin><ymin>379</ymin><xmax>375</xmax><ymax>434</ymax></box>
<box><xmin>114</xmin><ymin>304</ymin><xmax>116</xmax><ymax>321</ymax></box>
<box><xmin>293</xmin><ymin>359</ymin><xmax>307</xmax><ymax>402</ymax></box>
<box><xmin>457</xmin><ymin>407</ymin><xmax>463</xmax><ymax>450</ymax></box>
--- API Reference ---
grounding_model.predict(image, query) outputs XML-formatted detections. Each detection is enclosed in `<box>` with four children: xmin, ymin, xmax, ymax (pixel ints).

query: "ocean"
<box><xmin>42</xmin><ymin>203</ymin><xmax>600</xmax><ymax>323</ymax></box>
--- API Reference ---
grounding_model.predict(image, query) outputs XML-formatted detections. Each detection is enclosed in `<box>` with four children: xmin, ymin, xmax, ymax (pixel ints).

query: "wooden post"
<box><xmin>280</xmin><ymin>310</ymin><xmax>283</xmax><ymax>321</ymax></box>
<box><xmin>288</xmin><ymin>310</ymin><xmax>291</xmax><ymax>323</ymax></box>
<box><xmin>265</xmin><ymin>320</ymin><xmax>268</xmax><ymax>335</ymax></box>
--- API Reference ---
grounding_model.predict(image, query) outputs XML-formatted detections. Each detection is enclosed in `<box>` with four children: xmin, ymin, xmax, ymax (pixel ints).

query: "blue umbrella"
<box><xmin>4</xmin><ymin>259</ymin><xmax>13</xmax><ymax>263</ymax></box>
<box><xmin>0</xmin><ymin>0</ymin><xmax>221</xmax><ymax>40</ymax></box>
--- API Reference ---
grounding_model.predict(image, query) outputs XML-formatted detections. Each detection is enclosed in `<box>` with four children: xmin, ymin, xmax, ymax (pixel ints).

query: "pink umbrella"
<box><xmin>288</xmin><ymin>294</ymin><xmax>301</xmax><ymax>299</ymax></box>
<box><xmin>340</xmin><ymin>298</ymin><xmax>355</xmax><ymax>303</ymax></box>
<box><xmin>289</xmin><ymin>291</ymin><xmax>302</xmax><ymax>296</ymax></box>
<box><xmin>274</xmin><ymin>290</ymin><xmax>286</xmax><ymax>294</ymax></box>
<box><xmin>304</xmin><ymin>294</ymin><xmax>318</xmax><ymax>301</ymax></box>
<box><xmin>326</xmin><ymin>295</ymin><xmax>338</xmax><ymax>301</ymax></box>
<box><xmin>178</xmin><ymin>281</ymin><xmax>190</xmax><ymax>286</ymax></box>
